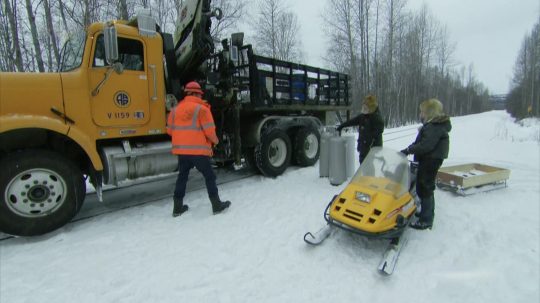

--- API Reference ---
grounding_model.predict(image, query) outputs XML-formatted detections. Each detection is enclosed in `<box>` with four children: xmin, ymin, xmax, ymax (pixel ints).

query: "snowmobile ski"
<box><xmin>304</xmin><ymin>224</ymin><xmax>333</xmax><ymax>245</ymax></box>
<box><xmin>378</xmin><ymin>237</ymin><xmax>408</xmax><ymax>275</ymax></box>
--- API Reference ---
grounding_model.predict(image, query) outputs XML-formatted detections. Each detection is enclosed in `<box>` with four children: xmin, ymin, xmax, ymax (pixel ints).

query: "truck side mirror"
<box><xmin>104</xmin><ymin>23</ymin><xmax>119</xmax><ymax>65</ymax></box>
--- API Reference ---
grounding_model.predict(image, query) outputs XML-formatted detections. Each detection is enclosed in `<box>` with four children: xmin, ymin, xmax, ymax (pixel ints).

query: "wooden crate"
<box><xmin>436</xmin><ymin>163</ymin><xmax>510</xmax><ymax>190</ymax></box>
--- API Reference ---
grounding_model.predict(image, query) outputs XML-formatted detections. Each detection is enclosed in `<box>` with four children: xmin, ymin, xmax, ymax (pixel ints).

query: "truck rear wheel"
<box><xmin>294</xmin><ymin>126</ymin><xmax>320</xmax><ymax>167</ymax></box>
<box><xmin>0</xmin><ymin>150</ymin><xmax>85</xmax><ymax>236</ymax></box>
<box><xmin>255</xmin><ymin>129</ymin><xmax>291</xmax><ymax>177</ymax></box>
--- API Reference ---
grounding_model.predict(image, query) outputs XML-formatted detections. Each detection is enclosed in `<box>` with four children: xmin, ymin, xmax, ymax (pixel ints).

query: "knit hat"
<box><xmin>420</xmin><ymin>98</ymin><xmax>444</xmax><ymax>121</ymax></box>
<box><xmin>363</xmin><ymin>95</ymin><xmax>378</xmax><ymax>113</ymax></box>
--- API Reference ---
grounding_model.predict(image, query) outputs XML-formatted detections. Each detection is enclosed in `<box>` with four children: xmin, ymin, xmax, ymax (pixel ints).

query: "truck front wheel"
<box><xmin>0</xmin><ymin>150</ymin><xmax>85</xmax><ymax>236</ymax></box>
<box><xmin>255</xmin><ymin>129</ymin><xmax>291</xmax><ymax>177</ymax></box>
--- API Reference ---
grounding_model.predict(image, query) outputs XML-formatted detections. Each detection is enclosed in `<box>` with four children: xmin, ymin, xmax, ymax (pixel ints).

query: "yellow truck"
<box><xmin>0</xmin><ymin>0</ymin><xmax>350</xmax><ymax>236</ymax></box>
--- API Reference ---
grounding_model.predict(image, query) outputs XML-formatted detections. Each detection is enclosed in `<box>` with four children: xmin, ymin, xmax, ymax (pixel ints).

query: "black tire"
<box><xmin>255</xmin><ymin>129</ymin><xmax>292</xmax><ymax>177</ymax></box>
<box><xmin>0</xmin><ymin>150</ymin><xmax>86</xmax><ymax>236</ymax></box>
<box><xmin>243</xmin><ymin>148</ymin><xmax>260</xmax><ymax>173</ymax></box>
<box><xmin>294</xmin><ymin>126</ymin><xmax>320</xmax><ymax>167</ymax></box>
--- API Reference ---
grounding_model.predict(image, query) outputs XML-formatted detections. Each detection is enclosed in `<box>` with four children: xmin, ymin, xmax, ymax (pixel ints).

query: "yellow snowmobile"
<box><xmin>304</xmin><ymin>147</ymin><xmax>417</xmax><ymax>274</ymax></box>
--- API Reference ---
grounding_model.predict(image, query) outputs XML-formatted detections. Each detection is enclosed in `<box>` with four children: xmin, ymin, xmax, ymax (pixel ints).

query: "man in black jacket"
<box><xmin>401</xmin><ymin>98</ymin><xmax>451</xmax><ymax>230</ymax></box>
<box><xmin>337</xmin><ymin>95</ymin><xmax>385</xmax><ymax>164</ymax></box>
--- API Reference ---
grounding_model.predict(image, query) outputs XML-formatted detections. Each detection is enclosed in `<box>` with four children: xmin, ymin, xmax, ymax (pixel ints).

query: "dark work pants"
<box><xmin>416</xmin><ymin>158</ymin><xmax>443</xmax><ymax>225</ymax></box>
<box><xmin>174</xmin><ymin>155</ymin><xmax>218</xmax><ymax>200</ymax></box>
<box><xmin>359</xmin><ymin>153</ymin><xmax>367</xmax><ymax>165</ymax></box>
<box><xmin>359</xmin><ymin>147</ymin><xmax>369</xmax><ymax>165</ymax></box>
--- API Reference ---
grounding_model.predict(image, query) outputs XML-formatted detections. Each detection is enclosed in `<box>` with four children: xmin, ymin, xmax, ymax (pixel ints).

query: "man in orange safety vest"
<box><xmin>167</xmin><ymin>81</ymin><xmax>231</xmax><ymax>217</ymax></box>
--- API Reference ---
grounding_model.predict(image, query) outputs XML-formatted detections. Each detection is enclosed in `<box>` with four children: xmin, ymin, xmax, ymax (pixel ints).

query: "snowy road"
<box><xmin>76</xmin><ymin>166</ymin><xmax>254</xmax><ymax>221</ymax></box>
<box><xmin>1</xmin><ymin>111</ymin><xmax>538</xmax><ymax>303</ymax></box>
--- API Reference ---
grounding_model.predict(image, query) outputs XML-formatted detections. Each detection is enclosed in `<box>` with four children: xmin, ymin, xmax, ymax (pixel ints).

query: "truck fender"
<box><xmin>67</xmin><ymin>125</ymin><xmax>103</xmax><ymax>171</ymax></box>
<box><xmin>0</xmin><ymin>115</ymin><xmax>103</xmax><ymax>171</ymax></box>
<box><xmin>0</xmin><ymin>114</ymin><xmax>69</xmax><ymax>135</ymax></box>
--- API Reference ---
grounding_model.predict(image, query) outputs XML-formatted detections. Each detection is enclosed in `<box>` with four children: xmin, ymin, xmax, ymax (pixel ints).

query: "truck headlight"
<box><xmin>355</xmin><ymin>192</ymin><xmax>371</xmax><ymax>203</ymax></box>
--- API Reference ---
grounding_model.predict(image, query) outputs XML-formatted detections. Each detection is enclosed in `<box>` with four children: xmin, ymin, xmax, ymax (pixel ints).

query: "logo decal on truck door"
<box><xmin>114</xmin><ymin>91</ymin><xmax>131</xmax><ymax>108</ymax></box>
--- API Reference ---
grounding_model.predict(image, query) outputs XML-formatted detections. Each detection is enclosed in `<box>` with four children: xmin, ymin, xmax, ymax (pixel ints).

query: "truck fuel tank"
<box><xmin>101</xmin><ymin>141</ymin><xmax>177</xmax><ymax>186</ymax></box>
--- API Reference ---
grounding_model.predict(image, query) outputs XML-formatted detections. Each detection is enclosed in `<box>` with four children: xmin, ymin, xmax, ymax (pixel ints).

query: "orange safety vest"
<box><xmin>167</xmin><ymin>95</ymin><xmax>219</xmax><ymax>156</ymax></box>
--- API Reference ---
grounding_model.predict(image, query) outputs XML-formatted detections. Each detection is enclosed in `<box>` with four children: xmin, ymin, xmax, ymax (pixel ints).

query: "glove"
<box><xmin>400</xmin><ymin>148</ymin><xmax>409</xmax><ymax>155</ymax></box>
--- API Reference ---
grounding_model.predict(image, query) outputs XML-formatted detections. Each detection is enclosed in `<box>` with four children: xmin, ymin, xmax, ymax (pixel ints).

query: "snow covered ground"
<box><xmin>1</xmin><ymin>111</ymin><xmax>539</xmax><ymax>303</ymax></box>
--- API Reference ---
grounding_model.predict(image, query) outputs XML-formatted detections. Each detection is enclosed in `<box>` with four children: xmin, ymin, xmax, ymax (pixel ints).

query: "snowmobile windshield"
<box><xmin>353</xmin><ymin>147</ymin><xmax>410</xmax><ymax>197</ymax></box>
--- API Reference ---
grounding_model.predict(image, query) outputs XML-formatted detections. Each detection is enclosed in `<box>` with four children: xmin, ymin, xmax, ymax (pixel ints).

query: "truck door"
<box><xmin>89</xmin><ymin>34</ymin><xmax>150</xmax><ymax>127</ymax></box>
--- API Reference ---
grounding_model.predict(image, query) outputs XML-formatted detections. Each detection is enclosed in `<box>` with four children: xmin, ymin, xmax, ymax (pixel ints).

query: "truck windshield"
<box><xmin>58</xmin><ymin>33</ymin><xmax>86</xmax><ymax>72</ymax></box>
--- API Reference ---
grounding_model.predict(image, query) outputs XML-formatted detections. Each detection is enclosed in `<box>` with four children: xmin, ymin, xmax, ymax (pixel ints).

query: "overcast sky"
<box><xmin>284</xmin><ymin>0</ymin><xmax>540</xmax><ymax>95</ymax></box>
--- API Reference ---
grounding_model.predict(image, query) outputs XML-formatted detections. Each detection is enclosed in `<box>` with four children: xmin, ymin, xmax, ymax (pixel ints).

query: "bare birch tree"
<box><xmin>508</xmin><ymin>21</ymin><xmax>540</xmax><ymax>118</ymax></box>
<box><xmin>274</xmin><ymin>11</ymin><xmax>302</xmax><ymax>61</ymax></box>
<box><xmin>322</xmin><ymin>0</ymin><xmax>360</xmax><ymax>105</ymax></box>
<box><xmin>354</xmin><ymin>0</ymin><xmax>373</xmax><ymax>93</ymax></box>
<box><xmin>251</xmin><ymin>0</ymin><xmax>302</xmax><ymax>61</ymax></box>
<box><xmin>3</xmin><ymin>0</ymin><xmax>24</xmax><ymax>71</ymax></box>
<box><xmin>119</xmin><ymin>0</ymin><xmax>129</xmax><ymax>20</ymax></box>
<box><xmin>0</xmin><ymin>2</ymin><xmax>14</xmax><ymax>71</ymax></box>
<box><xmin>43</xmin><ymin>0</ymin><xmax>60</xmax><ymax>69</ymax></box>
<box><xmin>58</xmin><ymin>0</ymin><xmax>70</xmax><ymax>33</ymax></box>
<box><xmin>252</xmin><ymin>0</ymin><xmax>281</xmax><ymax>58</ymax></box>
<box><xmin>25</xmin><ymin>0</ymin><xmax>45</xmax><ymax>71</ymax></box>
<box><xmin>435</xmin><ymin>25</ymin><xmax>454</xmax><ymax>78</ymax></box>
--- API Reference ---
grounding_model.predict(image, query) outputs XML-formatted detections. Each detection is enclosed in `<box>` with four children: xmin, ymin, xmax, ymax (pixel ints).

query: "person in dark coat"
<box><xmin>337</xmin><ymin>95</ymin><xmax>385</xmax><ymax>164</ymax></box>
<box><xmin>401</xmin><ymin>98</ymin><xmax>451</xmax><ymax>230</ymax></box>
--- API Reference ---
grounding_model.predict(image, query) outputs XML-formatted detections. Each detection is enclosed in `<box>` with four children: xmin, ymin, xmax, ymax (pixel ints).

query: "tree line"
<box><xmin>507</xmin><ymin>19</ymin><xmax>540</xmax><ymax>119</ymax></box>
<box><xmin>1</xmin><ymin>0</ymin><xmax>501</xmax><ymax>125</ymax></box>
<box><xmin>321</xmin><ymin>0</ymin><xmax>490</xmax><ymax>126</ymax></box>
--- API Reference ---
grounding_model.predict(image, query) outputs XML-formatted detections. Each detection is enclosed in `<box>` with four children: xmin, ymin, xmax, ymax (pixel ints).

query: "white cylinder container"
<box><xmin>319</xmin><ymin>132</ymin><xmax>332</xmax><ymax>177</ymax></box>
<box><xmin>329</xmin><ymin>137</ymin><xmax>347</xmax><ymax>186</ymax></box>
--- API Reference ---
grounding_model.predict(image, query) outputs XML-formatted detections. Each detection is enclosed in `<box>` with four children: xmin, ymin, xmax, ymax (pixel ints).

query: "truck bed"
<box><xmin>208</xmin><ymin>45</ymin><xmax>350</xmax><ymax>112</ymax></box>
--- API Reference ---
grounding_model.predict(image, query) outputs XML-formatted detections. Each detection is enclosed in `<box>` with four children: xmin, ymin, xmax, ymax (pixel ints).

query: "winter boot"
<box><xmin>209</xmin><ymin>195</ymin><xmax>231</xmax><ymax>215</ymax></box>
<box><xmin>173</xmin><ymin>197</ymin><xmax>189</xmax><ymax>217</ymax></box>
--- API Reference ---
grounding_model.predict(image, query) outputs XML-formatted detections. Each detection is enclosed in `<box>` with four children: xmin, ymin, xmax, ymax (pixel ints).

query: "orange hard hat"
<box><xmin>184</xmin><ymin>81</ymin><xmax>204</xmax><ymax>95</ymax></box>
